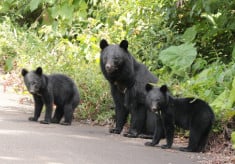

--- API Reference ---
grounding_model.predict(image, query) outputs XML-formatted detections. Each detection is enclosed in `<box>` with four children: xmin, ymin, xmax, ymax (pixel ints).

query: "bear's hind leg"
<box><xmin>61</xmin><ymin>104</ymin><xmax>73</xmax><ymax>125</ymax></box>
<box><xmin>196</xmin><ymin>126</ymin><xmax>211</xmax><ymax>152</ymax></box>
<box><xmin>196</xmin><ymin>135</ymin><xmax>208</xmax><ymax>152</ymax></box>
<box><xmin>180</xmin><ymin>129</ymin><xmax>201</xmax><ymax>152</ymax></box>
<box><xmin>51</xmin><ymin>106</ymin><xmax>64</xmax><ymax>124</ymax></box>
<box><xmin>124</xmin><ymin>105</ymin><xmax>146</xmax><ymax>138</ymax></box>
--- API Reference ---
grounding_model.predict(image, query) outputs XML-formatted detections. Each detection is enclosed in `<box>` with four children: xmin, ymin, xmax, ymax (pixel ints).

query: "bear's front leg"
<box><xmin>110</xmin><ymin>106</ymin><xmax>128</xmax><ymax>134</ymax></box>
<box><xmin>145</xmin><ymin>114</ymin><xmax>163</xmax><ymax>146</ymax></box>
<box><xmin>110</xmin><ymin>87</ymin><xmax>129</xmax><ymax>134</ymax></box>
<box><xmin>40</xmin><ymin>120</ymin><xmax>50</xmax><ymax>124</ymax></box>
<box><xmin>30</xmin><ymin>95</ymin><xmax>43</xmax><ymax>122</ymax></box>
<box><xmin>161</xmin><ymin>118</ymin><xmax>174</xmax><ymax>149</ymax></box>
<box><xmin>40</xmin><ymin>95</ymin><xmax>53</xmax><ymax>124</ymax></box>
<box><xmin>109</xmin><ymin>128</ymin><xmax>122</xmax><ymax>134</ymax></box>
<box><xmin>29</xmin><ymin>117</ymin><xmax>38</xmax><ymax>121</ymax></box>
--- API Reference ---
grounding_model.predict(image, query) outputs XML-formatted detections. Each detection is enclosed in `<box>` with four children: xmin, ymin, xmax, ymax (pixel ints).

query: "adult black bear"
<box><xmin>99</xmin><ymin>39</ymin><xmax>163</xmax><ymax>138</ymax></box>
<box><xmin>145</xmin><ymin>84</ymin><xmax>215</xmax><ymax>152</ymax></box>
<box><xmin>21</xmin><ymin>67</ymin><xmax>80</xmax><ymax>125</ymax></box>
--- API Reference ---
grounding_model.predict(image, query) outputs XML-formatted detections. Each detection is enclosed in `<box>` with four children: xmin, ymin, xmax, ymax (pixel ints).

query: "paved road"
<box><xmin>0</xmin><ymin>85</ymin><xmax>206</xmax><ymax>164</ymax></box>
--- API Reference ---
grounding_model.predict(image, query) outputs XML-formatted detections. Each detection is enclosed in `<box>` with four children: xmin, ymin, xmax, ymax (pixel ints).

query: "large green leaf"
<box><xmin>182</xmin><ymin>26</ymin><xmax>197</xmax><ymax>43</ymax></box>
<box><xmin>232</xmin><ymin>132</ymin><xmax>235</xmax><ymax>149</ymax></box>
<box><xmin>227</xmin><ymin>76</ymin><xmax>235</xmax><ymax>108</ymax></box>
<box><xmin>78</xmin><ymin>0</ymin><xmax>88</xmax><ymax>19</ymax></box>
<box><xmin>159</xmin><ymin>43</ymin><xmax>197</xmax><ymax>76</ymax></box>
<box><xmin>211</xmin><ymin>90</ymin><xmax>229</xmax><ymax>113</ymax></box>
<box><xmin>232</xmin><ymin>46</ymin><xmax>235</xmax><ymax>61</ymax></box>
<box><xmin>211</xmin><ymin>76</ymin><xmax>235</xmax><ymax>112</ymax></box>
<box><xmin>49</xmin><ymin>6</ymin><xmax>59</xmax><ymax>19</ymax></box>
<box><xmin>59</xmin><ymin>3</ymin><xmax>74</xmax><ymax>20</ymax></box>
<box><xmin>29</xmin><ymin>0</ymin><xmax>41</xmax><ymax>12</ymax></box>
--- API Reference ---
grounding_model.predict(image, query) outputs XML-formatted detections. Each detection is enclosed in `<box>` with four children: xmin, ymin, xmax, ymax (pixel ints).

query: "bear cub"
<box><xmin>21</xmin><ymin>67</ymin><xmax>80</xmax><ymax>125</ymax></box>
<box><xmin>145</xmin><ymin>84</ymin><xmax>215</xmax><ymax>152</ymax></box>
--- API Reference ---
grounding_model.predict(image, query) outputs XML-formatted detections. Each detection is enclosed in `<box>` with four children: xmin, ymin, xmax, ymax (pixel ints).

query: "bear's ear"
<box><xmin>145</xmin><ymin>83</ymin><xmax>153</xmax><ymax>92</ymax></box>
<box><xmin>119</xmin><ymin>40</ymin><xmax>128</xmax><ymax>50</ymax></box>
<box><xmin>21</xmin><ymin>69</ymin><xmax>28</xmax><ymax>77</ymax></box>
<box><xmin>35</xmin><ymin>67</ymin><xmax>43</xmax><ymax>75</ymax></box>
<box><xmin>160</xmin><ymin>85</ymin><xmax>168</xmax><ymax>93</ymax></box>
<box><xmin>100</xmin><ymin>39</ymin><xmax>109</xmax><ymax>50</ymax></box>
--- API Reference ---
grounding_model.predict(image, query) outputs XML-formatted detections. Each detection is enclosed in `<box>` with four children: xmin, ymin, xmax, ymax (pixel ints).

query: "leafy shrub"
<box><xmin>73</xmin><ymin>63</ymin><xmax>112</xmax><ymax>122</ymax></box>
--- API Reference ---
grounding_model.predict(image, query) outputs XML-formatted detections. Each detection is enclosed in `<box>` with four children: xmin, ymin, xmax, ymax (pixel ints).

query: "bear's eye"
<box><xmin>154</xmin><ymin>98</ymin><xmax>161</xmax><ymax>102</ymax></box>
<box><xmin>31</xmin><ymin>81</ymin><xmax>39</xmax><ymax>85</ymax></box>
<box><xmin>113</xmin><ymin>56</ymin><xmax>120</xmax><ymax>60</ymax></box>
<box><xmin>26</xmin><ymin>81</ymin><xmax>30</xmax><ymax>86</ymax></box>
<box><xmin>114</xmin><ymin>57</ymin><xmax>122</xmax><ymax>64</ymax></box>
<box><xmin>102</xmin><ymin>56</ymin><xmax>107</xmax><ymax>62</ymax></box>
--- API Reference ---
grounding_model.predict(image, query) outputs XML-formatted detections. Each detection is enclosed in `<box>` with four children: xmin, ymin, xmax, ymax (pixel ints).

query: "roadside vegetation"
<box><xmin>0</xmin><ymin>0</ymin><xmax>235</xmax><ymax>160</ymax></box>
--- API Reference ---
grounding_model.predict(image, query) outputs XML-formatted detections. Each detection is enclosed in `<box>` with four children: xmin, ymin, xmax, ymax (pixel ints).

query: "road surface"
<box><xmin>0</xmin><ymin>82</ymin><xmax>207</xmax><ymax>164</ymax></box>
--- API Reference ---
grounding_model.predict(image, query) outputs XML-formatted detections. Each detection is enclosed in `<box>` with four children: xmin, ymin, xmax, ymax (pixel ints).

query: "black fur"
<box><xmin>145</xmin><ymin>84</ymin><xmax>215</xmax><ymax>152</ymax></box>
<box><xmin>99</xmin><ymin>39</ymin><xmax>161</xmax><ymax>137</ymax></box>
<box><xmin>21</xmin><ymin>67</ymin><xmax>80</xmax><ymax>125</ymax></box>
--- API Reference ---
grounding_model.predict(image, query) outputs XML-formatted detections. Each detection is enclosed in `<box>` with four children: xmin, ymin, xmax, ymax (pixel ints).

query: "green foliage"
<box><xmin>0</xmin><ymin>17</ymin><xmax>46</xmax><ymax>71</ymax></box>
<box><xmin>29</xmin><ymin>0</ymin><xmax>41</xmax><ymax>12</ymax></box>
<box><xmin>232</xmin><ymin>47</ymin><xmax>235</xmax><ymax>61</ymax></box>
<box><xmin>0</xmin><ymin>19</ymin><xmax>16</xmax><ymax>71</ymax></box>
<box><xmin>74</xmin><ymin>63</ymin><xmax>112</xmax><ymax>122</ymax></box>
<box><xmin>228</xmin><ymin>77</ymin><xmax>235</xmax><ymax>108</ymax></box>
<box><xmin>166</xmin><ymin>0</ymin><xmax>235</xmax><ymax>63</ymax></box>
<box><xmin>181</xmin><ymin>26</ymin><xmax>197</xmax><ymax>43</ymax></box>
<box><xmin>232</xmin><ymin>132</ymin><xmax>235</xmax><ymax>149</ymax></box>
<box><xmin>159</xmin><ymin>43</ymin><xmax>197</xmax><ymax>76</ymax></box>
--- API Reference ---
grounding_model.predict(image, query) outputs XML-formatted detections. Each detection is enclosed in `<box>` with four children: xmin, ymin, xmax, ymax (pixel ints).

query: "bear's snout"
<box><xmin>151</xmin><ymin>105</ymin><xmax>157</xmax><ymax>112</ymax></box>
<box><xmin>151</xmin><ymin>107</ymin><xmax>157</xmax><ymax>112</ymax></box>
<box><xmin>29</xmin><ymin>90</ymin><xmax>36</xmax><ymax>94</ymax></box>
<box><xmin>29</xmin><ymin>85</ymin><xmax>39</xmax><ymax>94</ymax></box>
<box><xmin>150</xmin><ymin>102</ymin><xmax>160</xmax><ymax>112</ymax></box>
<box><xmin>105</xmin><ymin>64</ymin><xmax>116</xmax><ymax>73</ymax></box>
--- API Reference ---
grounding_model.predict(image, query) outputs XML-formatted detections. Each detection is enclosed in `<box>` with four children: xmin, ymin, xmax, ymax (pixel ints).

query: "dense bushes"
<box><xmin>0</xmin><ymin>0</ymin><xmax>235</xmax><ymax>133</ymax></box>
